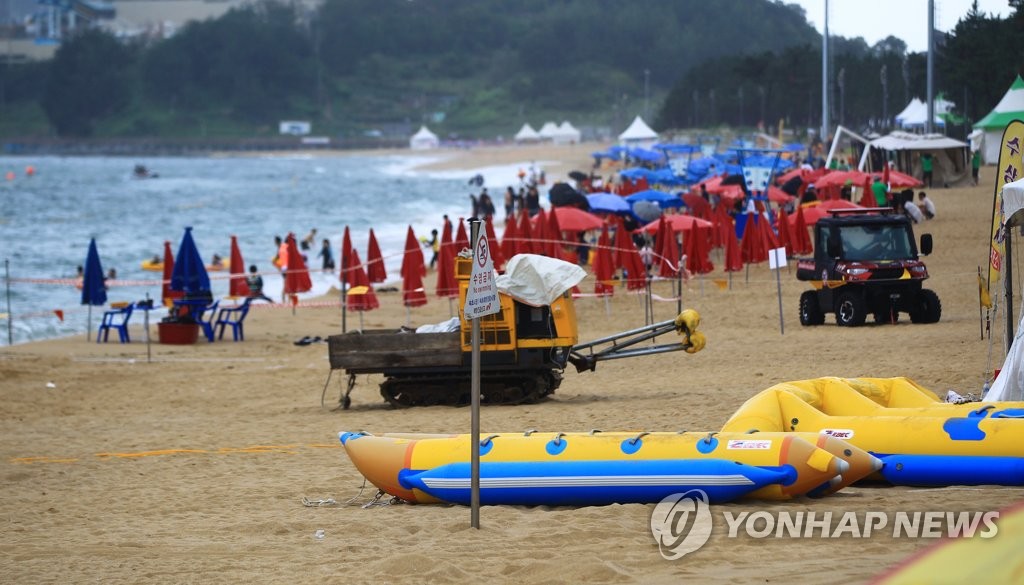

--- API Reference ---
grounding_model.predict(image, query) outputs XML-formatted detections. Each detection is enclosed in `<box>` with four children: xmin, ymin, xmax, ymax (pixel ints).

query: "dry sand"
<box><xmin>2</xmin><ymin>144</ymin><xmax>1022</xmax><ymax>584</ymax></box>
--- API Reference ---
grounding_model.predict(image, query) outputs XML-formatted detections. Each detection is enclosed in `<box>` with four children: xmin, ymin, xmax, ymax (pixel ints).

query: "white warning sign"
<box><xmin>463</xmin><ymin>226</ymin><xmax>499</xmax><ymax>318</ymax></box>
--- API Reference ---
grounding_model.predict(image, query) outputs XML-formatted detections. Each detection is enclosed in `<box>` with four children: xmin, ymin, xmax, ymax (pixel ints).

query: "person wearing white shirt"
<box><xmin>918</xmin><ymin>192</ymin><xmax>936</xmax><ymax>219</ymax></box>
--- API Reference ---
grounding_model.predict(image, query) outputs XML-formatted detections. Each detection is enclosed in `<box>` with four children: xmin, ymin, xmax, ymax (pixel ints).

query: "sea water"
<box><xmin>0</xmin><ymin>152</ymin><xmax>537</xmax><ymax>345</ymax></box>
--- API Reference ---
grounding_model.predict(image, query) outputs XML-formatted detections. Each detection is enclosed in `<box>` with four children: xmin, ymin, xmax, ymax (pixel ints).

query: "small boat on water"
<box><xmin>722</xmin><ymin>377</ymin><xmax>1024</xmax><ymax>486</ymax></box>
<box><xmin>338</xmin><ymin>430</ymin><xmax>875</xmax><ymax>506</ymax></box>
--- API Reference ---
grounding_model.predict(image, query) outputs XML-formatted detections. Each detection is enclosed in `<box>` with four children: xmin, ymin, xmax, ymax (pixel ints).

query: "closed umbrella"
<box><xmin>81</xmin><ymin>237</ymin><xmax>107</xmax><ymax>339</ymax></box>
<box><xmin>547</xmin><ymin>205</ymin><xmax>569</xmax><ymax>262</ymax></box>
<box><xmin>501</xmin><ymin>214</ymin><xmax>519</xmax><ymax>262</ymax></box>
<box><xmin>612</xmin><ymin>216</ymin><xmax>647</xmax><ymax>290</ymax></box>
<box><xmin>436</xmin><ymin>220</ymin><xmax>458</xmax><ymax>299</ymax></box>
<box><xmin>283</xmin><ymin>233</ymin><xmax>312</xmax><ymax>302</ymax></box>
<box><xmin>171</xmin><ymin>226</ymin><xmax>211</xmax><ymax>298</ymax></box>
<box><xmin>518</xmin><ymin>211</ymin><xmax>538</xmax><ymax>254</ymax></box>
<box><xmin>775</xmin><ymin>208</ymin><xmax>793</xmax><ymax>255</ymax></box>
<box><xmin>160</xmin><ymin>240</ymin><xmax>181</xmax><ymax>308</ymax></box>
<box><xmin>655</xmin><ymin>217</ymin><xmax>680</xmax><ymax>278</ymax></box>
<box><xmin>453</xmin><ymin>219</ymin><xmax>470</xmax><ymax>252</ymax></box>
<box><xmin>484</xmin><ymin>217</ymin><xmax>505</xmax><ymax>271</ymax></box>
<box><xmin>346</xmin><ymin>249</ymin><xmax>379</xmax><ymax>330</ymax></box>
<box><xmin>592</xmin><ymin>225</ymin><xmax>615</xmax><ymax>296</ymax></box>
<box><xmin>228</xmin><ymin>235</ymin><xmax>251</xmax><ymax>299</ymax></box>
<box><xmin>792</xmin><ymin>205</ymin><xmax>813</xmax><ymax>254</ymax></box>
<box><xmin>366</xmin><ymin>228</ymin><xmax>387</xmax><ymax>283</ymax></box>
<box><xmin>686</xmin><ymin>225</ymin><xmax>714</xmax><ymax>275</ymax></box>
<box><xmin>401</xmin><ymin>227</ymin><xmax>428</xmax><ymax>309</ymax></box>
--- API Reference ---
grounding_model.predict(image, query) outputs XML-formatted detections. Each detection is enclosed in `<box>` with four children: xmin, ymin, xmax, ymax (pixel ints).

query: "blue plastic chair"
<box><xmin>97</xmin><ymin>303</ymin><xmax>134</xmax><ymax>343</ymax></box>
<box><xmin>196</xmin><ymin>300</ymin><xmax>219</xmax><ymax>342</ymax></box>
<box><xmin>215</xmin><ymin>298</ymin><xmax>251</xmax><ymax>341</ymax></box>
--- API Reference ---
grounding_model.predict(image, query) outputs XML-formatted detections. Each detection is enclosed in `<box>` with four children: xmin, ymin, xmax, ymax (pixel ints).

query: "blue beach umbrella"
<box><xmin>170</xmin><ymin>226</ymin><xmax>210</xmax><ymax>296</ymax></box>
<box><xmin>81</xmin><ymin>238</ymin><xmax>107</xmax><ymax>340</ymax></box>
<box><xmin>625</xmin><ymin>190</ymin><xmax>683</xmax><ymax>209</ymax></box>
<box><xmin>586</xmin><ymin>192</ymin><xmax>631</xmax><ymax>214</ymax></box>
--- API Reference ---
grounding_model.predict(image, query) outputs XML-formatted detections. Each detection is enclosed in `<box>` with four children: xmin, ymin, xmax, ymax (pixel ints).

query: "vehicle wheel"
<box><xmin>835</xmin><ymin>291</ymin><xmax>867</xmax><ymax>327</ymax></box>
<box><xmin>910</xmin><ymin>289</ymin><xmax>942</xmax><ymax>323</ymax></box>
<box><xmin>799</xmin><ymin>291</ymin><xmax>825</xmax><ymax>326</ymax></box>
<box><xmin>873</xmin><ymin>309</ymin><xmax>899</xmax><ymax>324</ymax></box>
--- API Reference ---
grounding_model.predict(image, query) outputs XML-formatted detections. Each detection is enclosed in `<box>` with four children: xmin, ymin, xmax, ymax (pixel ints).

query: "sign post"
<box><xmin>768</xmin><ymin>246</ymin><xmax>787</xmax><ymax>334</ymax></box>
<box><xmin>463</xmin><ymin>219</ymin><xmax>499</xmax><ymax>529</ymax></box>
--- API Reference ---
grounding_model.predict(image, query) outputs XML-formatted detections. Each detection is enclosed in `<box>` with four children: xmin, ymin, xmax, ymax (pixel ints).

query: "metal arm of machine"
<box><xmin>566</xmin><ymin>310</ymin><xmax>705</xmax><ymax>373</ymax></box>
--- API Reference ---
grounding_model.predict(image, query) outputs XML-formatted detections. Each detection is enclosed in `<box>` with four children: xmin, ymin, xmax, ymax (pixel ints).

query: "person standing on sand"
<box><xmin>921</xmin><ymin>153</ymin><xmax>934</xmax><ymax>188</ymax></box>
<box><xmin>972</xmin><ymin>150</ymin><xmax>981</xmax><ymax>186</ymax></box>
<box><xmin>871</xmin><ymin>176</ymin><xmax>888</xmax><ymax>207</ymax></box>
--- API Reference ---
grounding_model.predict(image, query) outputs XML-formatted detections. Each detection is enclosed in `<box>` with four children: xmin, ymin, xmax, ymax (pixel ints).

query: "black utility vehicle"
<box><xmin>796</xmin><ymin>208</ymin><xmax>940</xmax><ymax>326</ymax></box>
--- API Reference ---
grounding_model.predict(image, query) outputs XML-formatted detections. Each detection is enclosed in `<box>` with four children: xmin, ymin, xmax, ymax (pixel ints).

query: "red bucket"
<box><xmin>158</xmin><ymin>322</ymin><xmax>199</xmax><ymax>345</ymax></box>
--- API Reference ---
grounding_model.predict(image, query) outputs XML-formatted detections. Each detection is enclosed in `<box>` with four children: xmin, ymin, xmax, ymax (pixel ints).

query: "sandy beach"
<box><xmin>2</xmin><ymin>143</ymin><xmax>1022</xmax><ymax>584</ymax></box>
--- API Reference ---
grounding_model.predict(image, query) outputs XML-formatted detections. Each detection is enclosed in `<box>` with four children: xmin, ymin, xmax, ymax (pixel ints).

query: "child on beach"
<box><xmin>246</xmin><ymin>265</ymin><xmax>274</xmax><ymax>303</ymax></box>
<box><xmin>318</xmin><ymin>238</ymin><xmax>335</xmax><ymax>272</ymax></box>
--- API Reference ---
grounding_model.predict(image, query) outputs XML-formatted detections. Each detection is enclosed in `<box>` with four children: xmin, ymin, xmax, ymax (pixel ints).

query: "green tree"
<box><xmin>41</xmin><ymin>29</ymin><xmax>136</xmax><ymax>136</ymax></box>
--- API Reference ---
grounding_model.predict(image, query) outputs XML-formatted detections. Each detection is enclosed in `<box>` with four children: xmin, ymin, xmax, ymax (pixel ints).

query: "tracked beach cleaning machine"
<box><xmin>327</xmin><ymin>254</ymin><xmax>705</xmax><ymax>408</ymax></box>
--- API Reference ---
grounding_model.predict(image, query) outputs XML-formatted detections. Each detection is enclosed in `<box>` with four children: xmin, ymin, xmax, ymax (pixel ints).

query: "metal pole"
<box><xmin>926</xmin><ymin>0</ymin><xmax>935</xmax><ymax>134</ymax></box>
<box><xmin>341</xmin><ymin>253</ymin><xmax>347</xmax><ymax>333</ymax></box>
<box><xmin>821</xmin><ymin>0</ymin><xmax>830</xmax><ymax>142</ymax></box>
<box><xmin>5</xmin><ymin>259</ymin><xmax>12</xmax><ymax>345</ymax></box>
<box><xmin>1006</xmin><ymin>229</ymin><xmax>1014</xmax><ymax>349</ymax></box>
<box><xmin>144</xmin><ymin>293</ymin><xmax>151</xmax><ymax>363</ymax></box>
<box><xmin>775</xmin><ymin>250</ymin><xmax>785</xmax><ymax>335</ymax></box>
<box><xmin>469</xmin><ymin>219</ymin><xmax>481</xmax><ymax>529</ymax></box>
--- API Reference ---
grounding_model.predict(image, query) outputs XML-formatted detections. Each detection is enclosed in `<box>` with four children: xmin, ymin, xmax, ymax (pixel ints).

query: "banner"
<box><xmin>986</xmin><ymin>120</ymin><xmax>1024</xmax><ymax>305</ymax></box>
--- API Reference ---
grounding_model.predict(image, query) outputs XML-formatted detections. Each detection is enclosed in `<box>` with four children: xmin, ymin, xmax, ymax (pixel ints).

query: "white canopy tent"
<box><xmin>538</xmin><ymin>121</ymin><xmax>559</xmax><ymax>141</ymax></box>
<box><xmin>551</xmin><ymin>121</ymin><xmax>581</xmax><ymax>145</ymax></box>
<box><xmin>409</xmin><ymin>126</ymin><xmax>439</xmax><ymax>150</ymax></box>
<box><xmin>894</xmin><ymin>97</ymin><xmax>954</xmax><ymax>130</ymax></box>
<box><xmin>974</xmin><ymin>75</ymin><xmax>1024</xmax><ymax>164</ymax></box>
<box><xmin>514</xmin><ymin>123</ymin><xmax>541</xmax><ymax>143</ymax></box>
<box><xmin>618</xmin><ymin>115</ymin><xmax>658</xmax><ymax>147</ymax></box>
<box><xmin>858</xmin><ymin>131</ymin><xmax>970</xmax><ymax>187</ymax></box>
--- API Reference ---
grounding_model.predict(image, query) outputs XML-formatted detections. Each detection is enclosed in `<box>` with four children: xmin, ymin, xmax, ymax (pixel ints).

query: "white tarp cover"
<box><xmin>986</xmin><ymin>178</ymin><xmax>1024</xmax><ymax>401</ymax></box>
<box><xmin>495</xmin><ymin>254</ymin><xmax>586</xmax><ymax>307</ymax></box>
<box><xmin>868</xmin><ymin>131</ymin><xmax>967</xmax><ymax>151</ymax></box>
<box><xmin>986</xmin><ymin>309</ymin><xmax>1024</xmax><ymax>401</ymax></box>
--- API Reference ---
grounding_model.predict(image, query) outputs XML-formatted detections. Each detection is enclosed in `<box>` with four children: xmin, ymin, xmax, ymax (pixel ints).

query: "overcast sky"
<box><xmin>789</xmin><ymin>0</ymin><xmax>1013</xmax><ymax>52</ymax></box>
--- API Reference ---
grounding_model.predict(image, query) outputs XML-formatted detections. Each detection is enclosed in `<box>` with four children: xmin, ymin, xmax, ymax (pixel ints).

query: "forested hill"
<box><xmin>4</xmin><ymin>0</ymin><xmax>824</xmax><ymax>139</ymax></box>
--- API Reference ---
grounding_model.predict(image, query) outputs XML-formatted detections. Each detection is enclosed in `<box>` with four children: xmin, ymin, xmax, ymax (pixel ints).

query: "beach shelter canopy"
<box><xmin>865</xmin><ymin>131</ymin><xmax>970</xmax><ymax>187</ymax></box>
<box><xmin>975</xmin><ymin>75</ymin><xmax>1024</xmax><ymax>164</ymax></box>
<box><xmin>618</xmin><ymin>115</ymin><xmax>658</xmax><ymax>146</ymax></box>
<box><xmin>409</xmin><ymin>125</ymin><xmax>439</xmax><ymax>150</ymax></box>
<box><xmin>514</xmin><ymin>123</ymin><xmax>541</xmax><ymax>143</ymax></box>
<box><xmin>894</xmin><ymin>96</ymin><xmax>954</xmax><ymax>129</ymax></box>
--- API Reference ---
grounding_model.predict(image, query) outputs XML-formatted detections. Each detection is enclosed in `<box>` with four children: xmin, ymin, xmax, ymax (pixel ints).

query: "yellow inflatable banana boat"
<box><xmin>722</xmin><ymin>377</ymin><xmax>1024</xmax><ymax>486</ymax></box>
<box><xmin>338</xmin><ymin>430</ymin><xmax>877</xmax><ymax>506</ymax></box>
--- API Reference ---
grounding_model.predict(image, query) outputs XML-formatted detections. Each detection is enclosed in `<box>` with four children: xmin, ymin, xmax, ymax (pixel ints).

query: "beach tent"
<box><xmin>975</xmin><ymin>75</ymin><xmax>1024</xmax><ymax>164</ymax></box>
<box><xmin>894</xmin><ymin>96</ymin><xmax>955</xmax><ymax>130</ymax></box>
<box><xmin>552</xmin><ymin>121</ymin><xmax>581</xmax><ymax>145</ymax></box>
<box><xmin>538</xmin><ymin>121</ymin><xmax>560</xmax><ymax>142</ymax></box>
<box><xmin>618</xmin><ymin>115</ymin><xmax>659</xmax><ymax>148</ymax></box>
<box><xmin>514</xmin><ymin>123</ymin><xmax>541</xmax><ymax>143</ymax></box>
<box><xmin>862</xmin><ymin>131</ymin><xmax>970</xmax><ymax>187</ymax></box>
<box><xmin>409</xmin><ymin>126</ymin><xmax>439</xmax><ymax>150</ymax></box>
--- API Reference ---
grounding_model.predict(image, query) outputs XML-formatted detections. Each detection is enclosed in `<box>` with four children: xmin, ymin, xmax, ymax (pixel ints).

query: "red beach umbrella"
<box><xmin>639</xmin><ymin>214</ymin><xmax>714</xmax><ymax>234</ymax></box>
<box><xmin>484</xmin><ymin>217</ymin><xmax>505</xmax><ymax>271</ymax></box>
<box><xmin>228</xmin><ymin>235</ymin><xmax>251</xmax><ymax>298</ymax></box>
<box><xmin>859</xmin><ymin>178</ymin><xmax>875</xmax><ymax>208</ymax></box>
<box><xmin>592</xmin><ymin>225</ymin><xmax>615</xmax><ymax>295</ymax></box>
<box><xmin>532</xmin><ymin>208</ymin><xmax>551</xmax><ymax>257</ymax></box>
<box><xmin>612</xmin><ymin>216</ymin><xmax>647</xmax><ymax>290</ymax></box>
<box><xmin>160</xmin><ymin>240</ymin><xmax>182</xmax><ymax>307</ymax></box>
<box><xmin>655</xmin><ymin>216</ymin><xmax>680</xmax><ymax>278</ymax></box>
<box><xmin>283</xmin><ymin>233</ymin><xmax>312</xmax><ymax>296</ymax></box>
<box><xmin>685</xmin><ymin>225</ymin><xmax>714</xmax><ymax>275</ymax></box>
<box><xmin>790</xmin><ymin>205</ymin><xmax>813</xmax><ymax>254</ymax></box>
<box><xmin>547</xmin><ymin>206</ymin><xmax>568</xmax><ymax>262</ymax></box>
<box><xmin>550</xmin><ymin>206</ymin><xmax>605</xmax><ymax>233</ymax></box>
<box><xmin>518</xmin><ymin>211</ymin><xmax>537</xmax><ymax>254</ymax></box>
<box><xmin>501</xmin><ymin>215</ymin><xmax>519</xmax><ymax>262</ymax></box>
<box><xmin>366</xmin><ymin>228</ymin><xmax>387</xmax><ymax>283</ymax></box>
<box><xmin>740</xmin><ymin>214</ymin><xmax>768</xmax><ymax>264</ymax></box>
<box><xmin>436</xmin><ymin>220</ymin><xmax>458</xmax><ymax>298</ymax></box>
<box><xmin>346</xmin><ymin>249</ymin><xmax>379</xmax><ymax>311</ymax></box>
<box><xmin>775</xmin><ymin>208</ymin><xmax>793</xmax><ymax>255</ymax></box>
<box><xmin>453</xmin><ymin>218</ymin><xmax>470</xmax><ymax>252</ymax></box>
<box><xmin>819</xmin><ymin>199</ymin><xmax>863</xmax><ymax>210</ymax></box>
<box><xmin>887</xmin><ymin>169</ymin><xmax>923</xmax><ymax>189</ymax></box>
<box><xmin>340</xmin><ymin>226</ymin><xmax>354</xmax><ymax>285</ymax></box>
<box><xmin>401</xmin><ymin>226</ymin><xmax>427</xmax><ymax>280</ymax></box>
<box><xmin>724</xmin><ymin>228</ymin><xmax>744</xmax><ymax>273</ymax></box>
